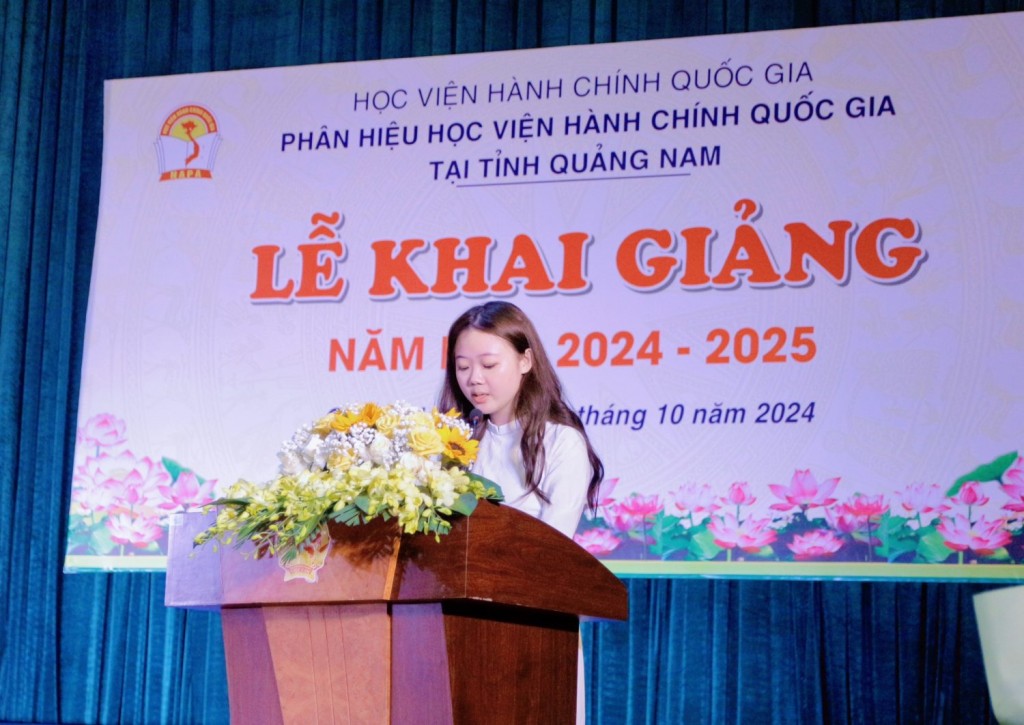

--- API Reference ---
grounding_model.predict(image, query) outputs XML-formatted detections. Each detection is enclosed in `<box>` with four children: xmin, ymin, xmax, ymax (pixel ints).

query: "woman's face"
<box><xmin>453</xmin><ymin>328</ymin><xmax>532</xmax><ymax>425</ymax></box>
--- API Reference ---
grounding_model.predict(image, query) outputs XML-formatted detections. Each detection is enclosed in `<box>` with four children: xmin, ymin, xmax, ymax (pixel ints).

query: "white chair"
<box><xmin>975</xmin><ymin>585</ymin><xmax>1024</xmax><ymax>724</ymax></box>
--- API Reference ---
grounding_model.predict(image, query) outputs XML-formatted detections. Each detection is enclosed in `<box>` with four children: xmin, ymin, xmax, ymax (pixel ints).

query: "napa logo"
<box><xmin>154</xmin><ymin>104</ymin><xmax>222</xmax><ymax>181</ymax></box>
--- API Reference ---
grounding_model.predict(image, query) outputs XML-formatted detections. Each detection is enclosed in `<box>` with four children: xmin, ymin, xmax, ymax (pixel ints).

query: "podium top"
<box><xmin>166</xmin><ymin>502</ymin><xmax>628</xmax><ymax>621</ymax></box>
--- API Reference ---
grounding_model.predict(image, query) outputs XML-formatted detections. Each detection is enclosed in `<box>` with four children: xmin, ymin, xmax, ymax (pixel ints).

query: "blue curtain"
<box><xmin>586</xmin><ymin>579</ymin><xmax>995</xmax><ymax>723</ymax></box>
<box><xmin>2</xmin><ymin>0</ymin><xmax>1020</xmax><ymax>722</ymax></box>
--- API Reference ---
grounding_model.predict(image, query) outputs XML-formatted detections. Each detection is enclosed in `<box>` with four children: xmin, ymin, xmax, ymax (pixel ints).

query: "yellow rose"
<box><xmin>312</xmin><ymin>414</ymin><xmax>336</xmax><ymax>437</ymax></box>
<box><xmin>375</xmin><ymin>411</ymin><xmax>402</xmax><ymax>437</ymax></box>
<box><xmin>327</xmin><ymin>449</ymin><xmax>355</xmax><ymax>473</ymax></box>
<box><xmin>409</xmin><ymin>411</ymin><xmax>434</xmax><ymax>430</ymax></box>
<box><xmin>408</xmin><ymin>428</ymin><xmax>445</xmax><ymax>457</ymax></box>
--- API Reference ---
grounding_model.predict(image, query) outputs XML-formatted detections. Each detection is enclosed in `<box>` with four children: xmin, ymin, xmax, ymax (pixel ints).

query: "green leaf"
<box><xmin>653</xmin><ymin>513</ymin><xmax>684</xmax><ymax>531</ymax></box>
<box><xmin>207</xmin><ymin>497</ymin><xmax>252</xmax><ymax>508</ymax></box>
<box><xmin>66</xmin><ymin>526</ymin><xmax>92</xmax><ymax>550</ymax></box>
<box><xmin>981</xmin><ymin>547</ymin><xmax>1011</xmax><ymax>561</ymax></box>
<box><xmin>647</xmin><ymin>513</ymin><xmax>692</xmax><ymax>558</ymax></box>
<box><xmin>429</xmin><ymin>518</ymin><xmax>449</xmax><ymax>535</ymax></box>
<box><xmin>874</xmin><ymin>513</ymin><xmax>916</xmax><ymax>559</ymax></box>
<box><xmin>66</xmin><ymin>515</ymin><xmax>95</xmax><ymax>544</ymax></box>
<box><xmin>89</xmin><ymin>525</ymin><xmax>118</xmax><ymax>555</ymax></box>
<box><xmin>880</xmin><ymin>513</ymin><xmax>912</xmax><ymax>537</ymax></box>
<box><xmin>689</xmin><ymin>529</ymin><xmax>723</xmax><ymax>561</ymax></box>
<box><xmin>884</xmin><ymin>537</ymin><xmax>919</xmax><ymax>561</ymax></box>
<box><xmin>947</xmin><ymin>451</ymin><xmax>1019</xmax><ymax>497</ymax></box>
<box><xmin>294</xmin><ymin>520</ymin><xmax>319</xmax><ymax>544</ymax></box>
<box><xmin>450</xmin><ymin>492</ymin><xmax>479</xmax><ymax>517</ymax></box>
<box><xmin>916</xmin><ymin>528</ymin><xmax>954</xmax><ymax>563</ymax></box>
<box><xmin>162</xmin><ymin>457</ymin><xmax>208</xmax><ymax>484</ymax></box>
<box><xmin>331</xmin><ymin>503</ymin><xmax>363</xmax><ymax>526</ymax></box>
<box><xmin>468</xmin><ymin>472</ymin><xmax>504</xmax><ymax>501</ymax></box>
<box><xmin>353</xmin><ymin>494</ymin><xmax>372</xmax><ymax>514</ymax></box>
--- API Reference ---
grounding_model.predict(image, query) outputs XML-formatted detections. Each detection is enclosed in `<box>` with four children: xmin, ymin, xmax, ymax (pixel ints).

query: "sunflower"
<box><xmin>439</xmin><ymin>426</ymin><xmax>478</xmax><ymax>467</ymax></box>
<box><xmin>358</xmin><ymin>402</ymin><xmax>384</xmax><ymax>427</ymax></box>
<box><xmin>329</xmin><ymin>409</ymin><xmax>362</xmax><ymax>433</ymax></box>
<box><xmin>312</xmin><ymin>409</ymin><xmax>360</xmax><ymax>436</ymax></box>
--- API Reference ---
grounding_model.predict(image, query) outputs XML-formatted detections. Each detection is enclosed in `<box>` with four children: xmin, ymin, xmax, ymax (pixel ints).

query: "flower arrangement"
<box><xmin>194</xmin><ymin>402</ymin><xmax>502</xmax><ymax>560</ymax></box>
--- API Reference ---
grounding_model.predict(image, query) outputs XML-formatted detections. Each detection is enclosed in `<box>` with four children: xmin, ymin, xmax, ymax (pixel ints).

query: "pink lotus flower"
<box><xmin>74</xmin><ymin>450</ymin><xmax>171</xmax><ymax>512</ymax></box>
<box><xmin>937</xmin><ymin>514</ymin><xmax>1011</xmax><ymax>555</ymax></box>
<box><xmin>158</xmin><ymin>471</ymin><xmax>217</xmax><ymax>510</ymax></box>
<box><xmin>670</xmin><ymin>483</ymin><xmax>717</xmax><ymax>518</ymax></box>
<box><xmin>78</xmin><ymin>413</ymin><xmax>127</xmax><ymax>450</ymax></box>
<box><xmin>108</xmin><ymin>463</ymin><xmax>169</xmax><ymax>511</ymax></box>
<box><xmin>708</xmin><ymin>513</ymin><xmax>777</xmax><ymax>553</ymax></box>
<box><xmin>606</xmin><ymin>494</ymin><xmax>663</xmax><ymax>533</ymax></box>
<box><xmin>824</xmin><ymin>506</ymin><xmax>866</xmax><ymax>535</ymax></box>
<box><xmin>824</xmin><ymin>495</ymin><xmax>887</xmax><ymax>544</ymax></box>
<box><xmin>898</xmin><ymin>483</ymin><xmax>949</xmax><ymax>520</ymax></box>
<box><xmin>1003</xmin><ymin>484</ymin><xmax>1024</xmax><ymax>513</ymax></box>
<box><xmin>840</xmin><ymin>494</ymin><xmax>888</xmax><ymax>520</ymax></box>
<box><xmin>574</xmin><ymin>528</ymin><xmax>623</xmax><ymax>555</ymax></box>
<box><xmin>71</xmin><ymin>482</ymin><xmax>119</xmax><ymax>515</ymax></box>
<box><xmin>787</xmin><ymin>529</ymin><xmax>844</xmax><ymax>559</ymax></box>
<box><xmin>725</xmin><ymin>481</ymin><xmax>756</xmax><ymax>507</ymax></box>
<box><xmin>105</xmin><ymin>513</ymin><xmax>165</xmax><ymax>548</ymax></box>
<box><xmin>952</xmin><ymin>481</ymin><xmax>989</xmax><ymax>507</ymax></box>
<box><xmin>769</xmin><ymin>469</ymin><xmax>839</xmax><ymax>512</ymax></box>
<box><xmin>1003</xmin><ymin>456</ymin><xmax>1024</xmax><ymax>488</ymax></box>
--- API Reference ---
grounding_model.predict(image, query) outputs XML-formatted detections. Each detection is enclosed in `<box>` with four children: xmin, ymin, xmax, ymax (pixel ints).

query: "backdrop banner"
<box><xmin>66</xmin><ymin>12</ymin><xmax>1024</xmax><ymax>578</ymax></box>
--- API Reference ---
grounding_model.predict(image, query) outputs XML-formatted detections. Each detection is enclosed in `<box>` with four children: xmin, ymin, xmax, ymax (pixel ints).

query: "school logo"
<box><xmin>154</xmin><ymin>104</ymin><xmax>222</xmax><ymax>181</ymax></box>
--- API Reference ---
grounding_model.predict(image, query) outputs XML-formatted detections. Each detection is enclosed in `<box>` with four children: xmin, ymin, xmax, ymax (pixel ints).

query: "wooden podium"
<box><xmin>165</xmin><ymin>502</ymin><xmax>628</xmax><ymax>724</ymax></box>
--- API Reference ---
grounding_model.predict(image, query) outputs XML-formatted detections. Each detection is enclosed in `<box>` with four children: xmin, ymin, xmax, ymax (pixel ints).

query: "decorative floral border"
<box><xmin>573</xmin><ymin>452</ymin><xmax>1024</xmax><ymax>565</ymax></box>
<box><xmin>68</xmin><ymin>416</ymin><xmax>1024</xmax><ymax>569</ymax></box>
<box><xmin>66</xmin><ymin>413</ymin><xmax>218</xmax><ymax>557</ymax></box>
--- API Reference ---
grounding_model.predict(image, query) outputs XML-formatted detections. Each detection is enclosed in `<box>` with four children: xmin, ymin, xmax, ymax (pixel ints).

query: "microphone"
<box><xmin>469</xmin><ymin>408</ymin><xmax>483</xmax><ymax>428</ymax></box>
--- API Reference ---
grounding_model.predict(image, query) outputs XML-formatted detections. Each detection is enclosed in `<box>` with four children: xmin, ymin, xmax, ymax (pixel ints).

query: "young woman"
<box><xmin>440</xmin><ymin>301</ymin><xmax>604</xmax><ymax>723</ymax></box>
<box><xmin>439</xmin><ymin>300</ymin><xmax>603</xmax><ymax>538</ymax></box>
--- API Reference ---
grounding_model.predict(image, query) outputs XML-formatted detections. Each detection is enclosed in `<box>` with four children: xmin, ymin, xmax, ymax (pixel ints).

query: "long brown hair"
<box><xmin>439</xmin><ymin>301</ymin><xmax>604</xmax><ymax>509</ymax></box>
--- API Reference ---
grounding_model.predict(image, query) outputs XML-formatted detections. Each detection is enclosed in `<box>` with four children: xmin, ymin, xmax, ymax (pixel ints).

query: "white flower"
<box><xmin>368</xmin><ymin>432</ymin><xmax>392</xmax><ymax>465</ymax></box>
<box><xmin>352</xmin><ymin>441</ymin><xmax>370</xmax><ymax>464</ymax></box>
<box><xmin>399</xmin><ymin>451</ymin><xmax>425</xmax><ymax>476</ymax></box>
<box><xmin>431</xmin><ymin>475</ymin><xmax>457</xmax><ymax>508</ymax></box>
<box><xmin>301</xmin><ymin>435</ymin><xmax>327</xmax><ymax>470</ymax></box>
<box><xmin>278</xmin><ymin>449</ymin><xmax>306</xmax><ymax>476</ymax></box>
